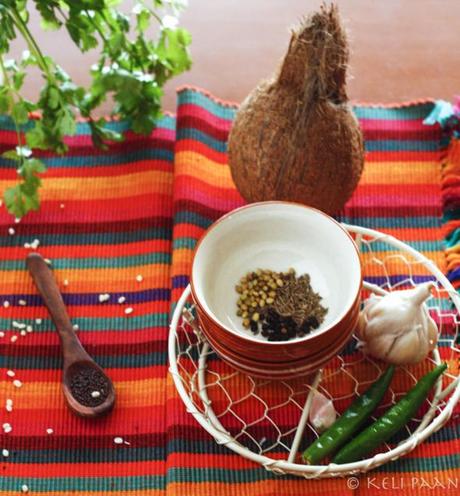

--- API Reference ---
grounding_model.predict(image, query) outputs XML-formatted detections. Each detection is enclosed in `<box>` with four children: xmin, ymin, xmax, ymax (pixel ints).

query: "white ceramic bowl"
<box><xmin>191</xmin><ymin>202</ymin><xmax>361</xmax><ymax>357</ymax></box>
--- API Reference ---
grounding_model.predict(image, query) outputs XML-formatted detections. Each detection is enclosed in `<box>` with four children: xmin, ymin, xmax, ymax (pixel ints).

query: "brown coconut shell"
<box><xmin>228</xmin><ymin>4</ymin><xmax>364</xmax><ymax>215</ymax></box>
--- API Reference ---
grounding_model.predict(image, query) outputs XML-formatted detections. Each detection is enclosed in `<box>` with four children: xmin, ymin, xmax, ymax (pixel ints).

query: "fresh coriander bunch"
<box><xmin>0</xmin><ymin>0</ymin><xmax>191</xmax><ymax>217</ymax></box>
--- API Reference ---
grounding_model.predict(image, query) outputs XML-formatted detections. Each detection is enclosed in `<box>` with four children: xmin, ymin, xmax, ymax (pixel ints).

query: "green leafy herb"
<box><xmin>0</xmin><ymin>0</ymin><xmax>191</xmax><ymax>217</ymax></box>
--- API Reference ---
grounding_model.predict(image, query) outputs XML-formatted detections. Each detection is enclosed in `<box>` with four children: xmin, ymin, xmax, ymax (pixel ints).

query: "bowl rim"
<box><xmin>196</xmin><ymin>283</ymin><xmax>361</xmax><ymax>354</ymax></box>
<box><xmin>200</xmin><ymin>300</ymin><xmax>359</xmax><ymax>368</ymax></box>
<box><xmin>190</xmin><ymin>201</ymin><xmax>362</xmax><ymax>346</ymax></box>
<box><xmin>203</xmin><ymin>310</ymin><xmax>358</xmax><ymax>370</ymax></box>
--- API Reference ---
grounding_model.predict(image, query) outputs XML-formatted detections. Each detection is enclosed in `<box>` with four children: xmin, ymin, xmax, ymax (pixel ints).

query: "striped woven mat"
<box><xmin>1</xmin><ymin>87</ymin><xmax>459</xmax><ymax>494</ymax></box>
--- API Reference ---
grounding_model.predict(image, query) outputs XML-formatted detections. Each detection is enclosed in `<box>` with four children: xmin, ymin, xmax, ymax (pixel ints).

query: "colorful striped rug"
<box><xmin>169</xmin><ymin>88</ymin><xmax>459</xmax><ymax>495</ymax></box>
<box><xmin>0</xmin><ymin>116</ymin><xmax>175</xmax><ymax>494</ymax></box>
<box><xmin>0</xmin><ymin>87</ymin><xmax>459</xmax><ymax>494</ymax></box>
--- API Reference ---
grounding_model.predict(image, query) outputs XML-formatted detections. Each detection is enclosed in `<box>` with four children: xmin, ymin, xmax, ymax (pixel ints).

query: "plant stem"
<box><xmin>0</xmin><ymin>55</ymin><xmax>24</xmax><ymax>156</ymax></box>
<box><xmin>85</xmin><ymin>10</ymin><xmax>109</xmax><ymax>45</ymax></box>
<box><xmin>8</xmin><ymin>8</ymin><xmax>54</xmax><ymax>81</ymax></box>
<box><xmin>57</xmin><ymin>6</ymin><xmax>69</xmax><ymax>23</ymax></box>
<box><xmin>140</xmin><ymin>1</ymin><xmax>163</xmax><ymax>24</ymax></box>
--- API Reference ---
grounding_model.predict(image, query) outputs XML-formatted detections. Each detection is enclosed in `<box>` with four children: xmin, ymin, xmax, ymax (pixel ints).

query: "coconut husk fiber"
<box><xmin>228</xmin><ymin>4</ymin><xmax>364</xmax><ymax>215</ymax></box>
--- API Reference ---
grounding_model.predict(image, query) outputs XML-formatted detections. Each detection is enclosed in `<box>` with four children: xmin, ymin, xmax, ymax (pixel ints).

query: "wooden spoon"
<box><xmin>26</xmin><ymin>252</ymin><xmax>115</xmax><ymax>418</ymax></box>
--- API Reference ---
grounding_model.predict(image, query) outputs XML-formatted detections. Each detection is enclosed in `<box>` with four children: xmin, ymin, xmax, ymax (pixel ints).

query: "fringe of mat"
<box><xmin>443</xmin><ymin>137</ymin><xmax>460</xmax><ymax>290</ymax></box>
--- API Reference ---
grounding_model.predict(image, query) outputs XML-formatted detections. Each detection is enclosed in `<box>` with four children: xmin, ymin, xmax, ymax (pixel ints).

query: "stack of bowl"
<box><xmin>191</xmin><ymin>202</ymin><xmax>362</xmax><ymax>380</ymax></box>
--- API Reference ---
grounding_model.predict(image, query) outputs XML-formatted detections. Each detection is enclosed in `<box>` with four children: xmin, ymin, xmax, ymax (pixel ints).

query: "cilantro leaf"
<box><xmin>1</xmin><ymin>0</ymin><xmax>191</xmax><ymax>217</ymax></box>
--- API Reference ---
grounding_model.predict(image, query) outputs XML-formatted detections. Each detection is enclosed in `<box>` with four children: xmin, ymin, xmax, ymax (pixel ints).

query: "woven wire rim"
<box><xmin>168</xmin><ymin>224</ymin><xmax>460</xmax><ymax>478</ymax></box>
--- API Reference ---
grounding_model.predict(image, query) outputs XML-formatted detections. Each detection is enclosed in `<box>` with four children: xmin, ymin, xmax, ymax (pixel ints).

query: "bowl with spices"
<box><xmin>202</xmin><ymin>312</ymin><xmax>358</xmax><ymax>380</ymax></box>
<box><xmin>190</xmin><ymin>202</ymin><xmax>362</xmax><ymax>377</ymax></box>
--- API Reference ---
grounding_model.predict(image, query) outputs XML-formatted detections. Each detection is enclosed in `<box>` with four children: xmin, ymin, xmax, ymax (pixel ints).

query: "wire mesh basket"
<box><xmin>168</xmin><ymin>225</ymin><xmax>460</xmax><ymax>478</ymax></box>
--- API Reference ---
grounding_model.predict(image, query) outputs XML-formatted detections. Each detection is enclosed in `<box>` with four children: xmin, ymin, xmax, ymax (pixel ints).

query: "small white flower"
<box><xmin>2</xmin><ymin>449</ymin><xmax>9</xmax><ymax>457</ymax></box>
<box><xmin>3</xmin><ymin>300</ymin><xmax>10</xmax><ymax>308</ymax></box>
<box><xmin>98</xmin><ymin>294</ymin><xmax>110</xmax><ymax>303</ymax></box>
<box><xmin>46</xmin><ymin>428</ymin><xmax>54</xmax><ymax>435</ymax></box>
<box><xmin>8</xmin><ymin>228</ymin><xmax>15</xmax><ymax>236</ymax></box>
<box><xmin>13</xmin><ymin>380</ymin><xmax>22</xmax><ymax>388</ymax></box>
<box><xmin>10</xmin><ymin>335</ymin><xmax>18</xmax><ymax>343</ymax></box>
<box><xmin>6</xmin><ymin>370</ymin><xmax>15</xmax><ymax>378</ymax></box>
<box><xmin>113</xmin><ymin>437</ymin><xmax>124</xmax><ymax>444</ymax></box>
<box><xmin>35</xmin><ymin>318</ymin><xmax>42</xmax><ymax>325</ymax></box>
<box><xmin>124</xmin><ymin>307</ymin><xmax>134</xmax><ymax>315</ymax></box>
<box><xmin>118</xmin><ymin>296</ymin><xmax>126</xmax><ymax>304</ymax></box>
<box><xmin>136</xmin><ymin>274</ymin><xmax>143</xmax><ymax>282</ymax></box>
<box><xmin>16</xmin><ymin>146</ymin><xmax>32</xmax><ymax>158</ymax></box>
<box><xmin>132</xmin><ymin>3</ymin><xmax>144</xmax><ymax>15</ymax></box>
<box><xmin>162</xmin><ymin>15</ymin><xmax>178</xmax><ymax>29</ymax></box>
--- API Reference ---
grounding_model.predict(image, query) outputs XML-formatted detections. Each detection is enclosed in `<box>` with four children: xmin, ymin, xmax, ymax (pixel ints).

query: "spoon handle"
<box><xmin>26</xmin><ymin>252</ymin><xmax>87</xmax><ymax>361</ymax></box>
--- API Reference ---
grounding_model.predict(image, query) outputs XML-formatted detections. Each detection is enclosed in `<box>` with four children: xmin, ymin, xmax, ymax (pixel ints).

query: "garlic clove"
<box><xmin>309</xmin><ymin>390</ymin><xmax>336</xmax><ymax>433</ymax></box>
<box><xmin>362</xmin><ymin>331</ymin><xmax>397</xmax><ymax>362</ymax></box>
<box><xmin>386</xmin><ymin>324</ymin><xmax>428</xmax><ymax>365</ymax></box>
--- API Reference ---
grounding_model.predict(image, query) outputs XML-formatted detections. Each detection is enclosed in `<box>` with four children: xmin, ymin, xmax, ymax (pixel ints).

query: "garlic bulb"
<box><xmin>309</xmin><ymin>390</ymin><xmax>336</xmax><ymax>433</ymax></box>
<box><xmin>357</xmin><ymin>282</ymin><xmax>438</xmax><ymax>365</ymax></box>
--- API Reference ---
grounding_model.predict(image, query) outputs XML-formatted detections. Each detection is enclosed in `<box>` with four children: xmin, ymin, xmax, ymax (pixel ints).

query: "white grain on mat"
<box><xmin>2</xmin><ymin>423</ymin><xmax>12</xmax><ymax>433</ymax></box>
<box><xmin>98</xmin><ymin>293</ymin><xmax>110</xmax><ymax>303</ymax></box>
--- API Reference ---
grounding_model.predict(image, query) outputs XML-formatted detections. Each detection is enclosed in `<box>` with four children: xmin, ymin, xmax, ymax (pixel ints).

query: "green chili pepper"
<box><xmin>302</xmin><ymin>365</ymin><xmax>395</xmax><ymax>465</ymax></box>
<box><xmin>333</xmin><ymin>363</ymin><xmax>447</xmax><ymax>464</ymax></box>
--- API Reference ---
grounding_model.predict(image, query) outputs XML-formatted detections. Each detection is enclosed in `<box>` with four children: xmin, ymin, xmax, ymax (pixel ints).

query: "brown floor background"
<box><xmin>10</xmin><ymin>0</ymin><xmax>460</xmax><ymax>112</ymax></box>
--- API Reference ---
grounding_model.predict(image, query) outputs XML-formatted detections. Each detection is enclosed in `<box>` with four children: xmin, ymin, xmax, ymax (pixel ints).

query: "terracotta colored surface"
<box><xmin>9</xmin><ymin>0</ymin><xmax>460</xmax><ymax>112</ymax></box>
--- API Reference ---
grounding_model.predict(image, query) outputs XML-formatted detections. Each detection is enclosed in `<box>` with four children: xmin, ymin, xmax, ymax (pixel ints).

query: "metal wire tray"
<box><xmin>168</xmin><ymin>225</ymin><xmax>460</xmax><ymax>478</ymax></box>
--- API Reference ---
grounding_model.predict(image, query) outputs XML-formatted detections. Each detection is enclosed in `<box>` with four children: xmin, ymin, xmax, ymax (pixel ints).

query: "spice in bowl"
<box><xmin>235</xmin><ymin>269</ymin><xmax>328</xmax><ymax>341</ymax></box>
